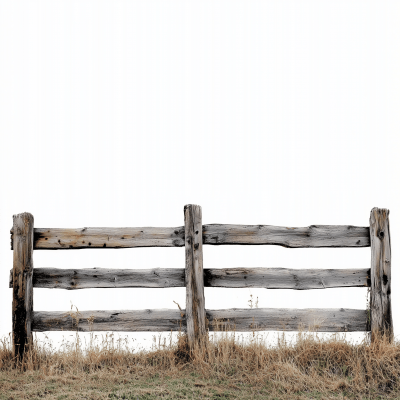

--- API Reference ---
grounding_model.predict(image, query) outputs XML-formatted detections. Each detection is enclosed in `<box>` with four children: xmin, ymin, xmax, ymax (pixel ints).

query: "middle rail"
<box><xmin>9</xmin><ymin>267</ymin><xmax>371</xmax><ymax>290</ymax></box>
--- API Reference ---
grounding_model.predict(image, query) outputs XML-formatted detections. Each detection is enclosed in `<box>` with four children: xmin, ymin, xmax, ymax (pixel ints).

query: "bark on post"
<box><xmin>184</xmin><ymin>204</ymin><xmax>207</xmax><ymax>353</ymax></box>
<box><xmin>12</xmin><ymin>213</ymin><xmax>34</xmax><ymax>362</ymax></box>
<box><xmin>369</xmin><ymin>208</ymin><xmax>393</xmax><ymax>344</ymax></box>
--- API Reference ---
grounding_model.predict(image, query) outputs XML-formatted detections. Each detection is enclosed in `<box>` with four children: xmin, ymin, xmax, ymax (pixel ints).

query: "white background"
<box><xmin>0</xmin><ymin>1</ymin><xmax>399</xmax><ymax>354</ymax></box>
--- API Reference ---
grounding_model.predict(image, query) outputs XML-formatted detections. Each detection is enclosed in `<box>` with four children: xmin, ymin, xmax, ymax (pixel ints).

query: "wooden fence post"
<box><xmin>369</xmin><ymin>207</ymin><xmax>393</xmax><ymax>344</ymax></box>
<box><xmin>12</xmin><ymin>212</ymin><xmax>34</xmax><ymax>362</ymax></box>
<box><xmin>184</xmin><ymin>204</ymin><xmax>207</xmax><ymax>353</ymax></box>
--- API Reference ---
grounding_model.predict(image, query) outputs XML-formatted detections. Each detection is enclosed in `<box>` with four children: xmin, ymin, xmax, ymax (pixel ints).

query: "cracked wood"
<box><xmin>9</xmin><ymin>267</ymin><xmax>371</xmax><ymax>290</ymax></box>
<box><xmin>12</xmin><ymin>212</ymin><xmax>34</xmax><ymax>361</ymax></box>
<box><xmin>184</xmin><ymin>204</ymin><xmax>207</xmax><ymax>349</ymax></box>
<box><xmin>11</xmin><ymin>224</ymin><xmax>370</xmax><ymax>249</ymax></box>
<box><xmin>203</xmin><ymin>224</ymin><xmax>370</xmax><ymax>247</ymax></box>
<box><xmin>32</xmin><ymin>307</ymin><xmax>368</xmax><ymax>333</ymax></box>
<box><xmin>369</xmin><ymin>208</ymin><xmax>393</xmax><ymax>343</ymax></box>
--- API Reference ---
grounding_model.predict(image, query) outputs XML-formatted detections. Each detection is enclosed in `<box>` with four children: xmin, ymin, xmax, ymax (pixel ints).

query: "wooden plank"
<box><xmin>203</xmin><ymin>267</ymin><xmax>370</xmax><ymax>289</ymax></box>
<box><xmin>12</xmin><ymin>213</ymin><xmax>34</xmax><ymax>361</ymax></box>
<box><xmin>32</xmin><ymin>309</ymin><xmax>185</xmax><ymax>332</ymax></box>
<box><xmin>184</xmin><ymin>204</ymin><xmax>207</xmax><ymax>350</ymax></box>
<box><xmin>9</xmin><ymin>267</ymin><xmax>185</xmax><ymax>289</ymax></box>
<box><xmin>203</xmin><ymin>224</ymin><xmax>370</xmax><ymax>248</ymax></box>
<box><xmin>10</xmin><ymin>267</ymin><xmax>371</xmax><ymax>290</ymax></box>
<box><xmin>369</xmin><ymin>208</ymin><xmax>393</xmax><ymax>343</ymax></box>
<box><xmin>206</xmin><ymin>308</ymin><xmax>369</xmax><ymax>333</ymax></box>
<box><xmin>14</xmin><ymin>224</ymin><xmax>370</xmax><ymax>250</ymax></box>
<box><xmin>32</xmin><ymin>307</ymin><xmax>368</xmax><ymax>333</ymax></box>
<box><xmin>31</xmin><ymin>227</ymin><xmax>185</xmax><ymax>249</ymax></box>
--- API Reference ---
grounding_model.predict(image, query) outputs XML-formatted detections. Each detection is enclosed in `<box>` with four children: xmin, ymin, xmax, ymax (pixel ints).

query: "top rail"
<box><xmin>203</xmin><ymin>224</ymin><xmax>370</xmax><ymax>248</ymax></box>
<box><xmin>10</xmin><ymin>224</ymin><xmax>370</xmax><ymax>250</ymax></box>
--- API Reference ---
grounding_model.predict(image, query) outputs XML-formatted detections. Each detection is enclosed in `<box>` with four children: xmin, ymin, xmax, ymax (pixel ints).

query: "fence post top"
<box><xmin>370</xmin><ymin>207</ymin><xmax>389</xmax><ymax>215</ymax></box>
<box><xmin>13</xmin><ymin>212</ymin><xmax>34</xmax><ymax>221</ymax></box>
<box><xmin>184</xmin><ymin>204</ymin><xmax>201</xmax><ymax>211</ymax></box>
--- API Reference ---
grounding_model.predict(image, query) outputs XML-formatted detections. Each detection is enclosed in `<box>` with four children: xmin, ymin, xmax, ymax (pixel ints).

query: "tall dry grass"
<box><xmin>1</xmin><ymin>295</ymin><xmax>400</xmax><ymax>398</ymax></box>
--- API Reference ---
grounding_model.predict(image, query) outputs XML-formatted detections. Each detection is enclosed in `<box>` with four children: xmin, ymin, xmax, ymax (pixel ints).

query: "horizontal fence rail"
<box><xmin>9</xmin><ymin>205</ymin><xmax>392</xmax><ymax>362</ymax></box>
<box><xmin>32</xmin><ymin>308</ymin><xmax>368</xmax><ymax>333</ymax></box>
<box><xmin>10</xmin><ymin>224</ymin><xmax>371</xmax><ymax>250</ymax></box>
<box><xmin>9</xmin><ymin>267</ymin><xmax>371</xmax><ymax>290</ymax></box>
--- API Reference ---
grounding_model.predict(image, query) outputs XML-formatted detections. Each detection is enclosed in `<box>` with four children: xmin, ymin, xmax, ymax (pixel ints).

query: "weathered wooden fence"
<box><xmin>10</xmin><ymin>205</ymin><xmax>392</xmax><ymax>361</ymax></box>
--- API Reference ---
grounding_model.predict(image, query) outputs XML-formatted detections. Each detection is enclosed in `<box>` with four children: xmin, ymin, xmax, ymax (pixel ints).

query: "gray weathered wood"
<box><xmin>203</xmin><ymin>267</ymin><xmax>370</xmax><ymax>289</ymax></box>
<box><xmin>30</xmin><ymin>227</ymin><xmax>185</xmax><ymax>249</ymax></box>
<box><xmin>203</xmin><ymin>224</ymin><xmax>370</xmax><ymax>248</ymax></box>
<box><xmin>207</xmin><ymin>307</ymin><xmax>368</xmax><ymax>332</ymax></box>
<box><xmin>32</xmin><ymin>309</ymin><xmax>186</xmax><ymax>332</ymax></box>
<box><xmin>31</xmin><ymin>307</ymin><xmax>368</xmax><ymax>333</ymax></box>
<box><xmin>12</xmin><ymin>213</ymin><xmax>34</xmax><ymax>361</ymax></box>
<box><xmin>8</xmin><ymin>207</ymin><xmax>380</xmax><ymax>349</ymax></box>
<box><xmin>11</xmin><ymin>224</ymin><xmax>370</xmax><ymax>250</ymax></box>
<box><xmin>369</xmin><ymin>208</ymin><xmax>393</xmax><ymax>343</ymax></box>
<box><xmin>9</xmin><ymin>267</ymin><xmax>371</xmax><ymax>290</ymax></box>
<box><xmin>185</xmin><ymin>204</ymin><xmax>207</xmax><ymax>350</ymax></box>
<box><xmin>9</xmin><ymin>267</ymin><xmax>185</xmax><ymax>289</ymax></box>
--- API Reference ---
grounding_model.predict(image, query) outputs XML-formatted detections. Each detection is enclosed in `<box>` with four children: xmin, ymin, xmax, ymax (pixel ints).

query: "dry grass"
<box><xmin>1</xmin><ymin>297</ymin><xmax>400</xmax><ymax>399</ymax></box>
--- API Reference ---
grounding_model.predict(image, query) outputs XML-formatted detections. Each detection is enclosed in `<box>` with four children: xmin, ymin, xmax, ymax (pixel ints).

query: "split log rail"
<box><xmin>10</xmin><ymin>205</ymin><xmax>393</xmax><ymax>361</ymax></box>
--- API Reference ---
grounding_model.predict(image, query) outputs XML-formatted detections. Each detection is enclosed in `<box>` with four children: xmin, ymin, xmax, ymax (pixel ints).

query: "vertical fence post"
<box><xmin>184</xmin><ymin>204</ymin><xmax>207</xmax><ymax>353</ymax></box>
<box><xmin>12</xmin><ymin>212</ymin><xmax>34</xmax><ymax>362</ymax></box>
<box><xmin>369</xmin><ymin>207</ymin><xmax>393</xmax><ymax>344</ymax></box>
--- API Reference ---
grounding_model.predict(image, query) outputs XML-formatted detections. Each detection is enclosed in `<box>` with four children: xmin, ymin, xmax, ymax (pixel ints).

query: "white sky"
<box><xmin>0</xmin><ymin>0</ymin><xmax>399</xmax><ymax>354</ymax></box>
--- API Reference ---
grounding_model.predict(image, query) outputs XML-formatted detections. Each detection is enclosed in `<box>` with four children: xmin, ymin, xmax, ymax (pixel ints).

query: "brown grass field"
<box><xmin>1</xmin><ymin>296</ymin><xmax>399</xmax><ymax>399</ymax></box>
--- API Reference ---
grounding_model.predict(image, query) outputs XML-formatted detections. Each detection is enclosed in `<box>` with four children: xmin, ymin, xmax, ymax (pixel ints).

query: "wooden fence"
<box><xmin>9</xmin><ymin>205</ymin><xmax>393</xmax><ymax>361</ymax></box>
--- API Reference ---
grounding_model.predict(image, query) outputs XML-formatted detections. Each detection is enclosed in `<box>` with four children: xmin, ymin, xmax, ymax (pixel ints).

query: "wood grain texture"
<box><xmin>32</xmin><ymin>307</ymin><xmax>368</xmax><ymax>333</ymax></box>
<box><xmin>32</xmin><ymin>309</ymin><xmax>186</xmax><ymax>332</ymax></box>
<box><xmin>12</xmin><ymin>213</ymin><xmax>34</xmax><ymax>361</ymax></box>
<box><xmin>206</xmin><ymin>308</ymin><xmax>369</xmax><ymax>333</ymax></box>
<box><xmin>369</xmin><ymin>208</ymin><xmax>393</xmax><ymax>343</ymax></box>
<box><xmin>11</xmin><ymin>224</ymin><xmax>370</xmax><ymax>250</ymax></box>
<box><xmin>9</xmin><ymin>268</ymin><xmax>185</xmax><ymax>289</ymax></box>
<box><xmin>203</xmin><ymin>267</ymin><xmax>370</xmax><ymax>289</ymax></box>
<box><xmin>31</xmin><ymin>227</ymin><xmax>186</xmax><ymax>249</ymax></box>
<box><xmin>184</xmin><ymin>204</ymin><xmax>207</xmax><ymax>349</ymax></box>
<box><xmin>10</xmin><ymin>267</ymin><xmax>371</xmax><ymax>290</ymax></box>
<box><xmin>203</xmin><ymin>224</ymin><xmax>370</xmax><ymax>248</ymax></box>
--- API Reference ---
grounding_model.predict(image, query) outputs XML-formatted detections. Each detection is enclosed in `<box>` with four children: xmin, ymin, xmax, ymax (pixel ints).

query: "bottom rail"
<box><xmin>32</xmin><ymin>307</ymin><xmax>369</xmax><ymax>333</ymax></box>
